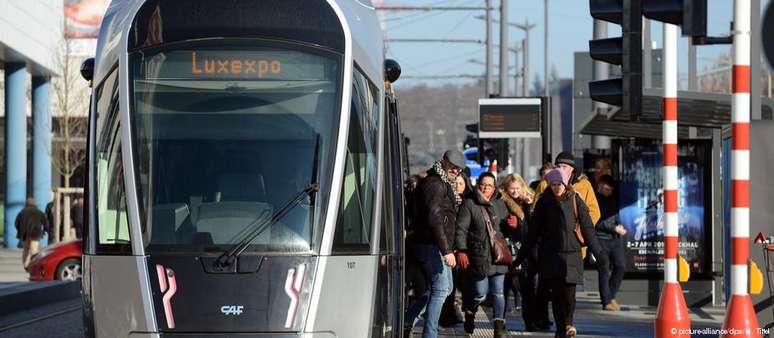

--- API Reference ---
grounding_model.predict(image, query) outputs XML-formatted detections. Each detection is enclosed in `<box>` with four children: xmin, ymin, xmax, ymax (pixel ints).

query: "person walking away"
<box><xmin>594</xmin><ymin>175</ymin><xmax>626</xmax><ymax>311</ymax></box>
<box><xmin>499</xmin><ymin>173</ymin><xmax>536</xmax><ymax>328</ymax></box>
<box><xmin>15</xmin><ymin>197</ymin><xmax>48</xmax><ymax>268</ymax></box>
<box><xmin>520</xmin><ymin>169</ymin><xmax>607</xmax><ymax>338</ymax></box>
<box><xmin>455</xmin><ymin>172</ymin><xmax>512</xmax><ymax>337</ymax></box>
<box><xmin>404</xmin><ymin>150</ymin><xmax>465</xmax><ymax>338</ymax></box>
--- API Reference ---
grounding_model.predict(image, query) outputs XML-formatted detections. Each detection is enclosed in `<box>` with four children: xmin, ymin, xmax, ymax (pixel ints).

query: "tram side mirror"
<box><xmin>80</xmin><ymin>57</ymin><xmax>95</xmax><ymax>82</ymax></box>
<box><xmin>385</xmin><ymin>59</ymin><xmax>401</xmax><ymax>83</ymax></box>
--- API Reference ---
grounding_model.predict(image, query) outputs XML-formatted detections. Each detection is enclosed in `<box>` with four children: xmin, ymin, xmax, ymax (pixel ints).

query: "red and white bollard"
<box><xmin>654</xmin><ymin>22</ymin><xmax>691</xmax><ymax>338</ymax></box>
<box><xmin>722</xmin><ymin>0</ymin><xmax>761</xmax><ymax>336</ymax></box>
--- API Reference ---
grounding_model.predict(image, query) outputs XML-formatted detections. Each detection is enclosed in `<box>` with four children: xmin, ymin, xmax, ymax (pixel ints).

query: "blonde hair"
<box><xmin>499</xmin><ymin>173</ymin><xmax>534</xmax><ymax>202</ymax></box>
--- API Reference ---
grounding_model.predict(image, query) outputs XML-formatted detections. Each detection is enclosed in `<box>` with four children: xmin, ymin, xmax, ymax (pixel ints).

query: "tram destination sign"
<box><xmin>140</xmin><ymin>49</ymin><xmax>334</xmax><ymax>81</ymax></box>
<box><xmin>478</xmin><ymin>98</ymin><xmax>542</xmax><ymax>138</ymax></box>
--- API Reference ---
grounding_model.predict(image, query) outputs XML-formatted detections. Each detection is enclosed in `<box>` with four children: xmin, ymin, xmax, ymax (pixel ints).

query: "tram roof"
<box><xmin>93</xmin><ymin>0</ymin><xmax>384</xmax><ymax>89</ymax></box>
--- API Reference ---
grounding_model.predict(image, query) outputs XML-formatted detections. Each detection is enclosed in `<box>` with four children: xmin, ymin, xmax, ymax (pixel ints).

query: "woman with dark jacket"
<box><xmin>518</xmin><ymin>169</ymin><xmax>607</xmax><ymax>338</ymax></box>
<box><xmin>454</xmin><ymin>172</ymin><xmax>512</xmax><ymax>337</ymax></box>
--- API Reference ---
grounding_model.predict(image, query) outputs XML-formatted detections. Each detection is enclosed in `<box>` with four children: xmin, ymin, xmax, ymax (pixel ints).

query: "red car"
<box><xmin>27</xmin><ymin>240</ymin><xmax>83</xmax><ymax>281</ymax></box>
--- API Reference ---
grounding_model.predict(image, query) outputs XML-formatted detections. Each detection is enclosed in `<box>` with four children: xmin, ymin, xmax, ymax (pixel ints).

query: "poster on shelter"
<box><xmin>64</xmin><ymin>0</ymin><xmax>109</xmax><ymax>39</ymax></box>
<box><xmin>615</xmin><ymin>139</ymin><xmax>708</xmax><ymax>275</ymax></box>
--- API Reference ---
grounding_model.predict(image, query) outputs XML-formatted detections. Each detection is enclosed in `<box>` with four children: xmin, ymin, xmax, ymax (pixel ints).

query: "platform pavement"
<box><xmin>0</xmin><ymin>246</ymin><xmax>27</xmax><ymax>283</ymax></box>
<box><xmin>408</xmin><ymin>292</ymin><xmax>726</xmax><ymax>337</ymax></box>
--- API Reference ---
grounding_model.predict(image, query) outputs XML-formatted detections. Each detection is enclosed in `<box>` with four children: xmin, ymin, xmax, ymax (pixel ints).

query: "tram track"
<box><xmin>0</xmin><ymin>305</ymin><xmax>81</xmax><ymax>332</ymax></box>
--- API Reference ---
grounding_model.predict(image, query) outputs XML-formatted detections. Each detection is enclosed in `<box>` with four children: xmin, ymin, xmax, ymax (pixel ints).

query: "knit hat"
<box><xmin>554</xmin><ymin>151</ymin><xmax>576</xmax><ymax>168</ymax></box>
<box><xmin>543</xmin><ymin>168</ymin><xmax>570</xmax><ymax>186</ymax></box>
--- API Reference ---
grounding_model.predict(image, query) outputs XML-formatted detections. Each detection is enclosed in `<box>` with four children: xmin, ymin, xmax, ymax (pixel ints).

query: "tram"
<box><xmin>80</xmin><ymin>1</ymin><xmax>406</xmax><ymax>337</ymax></box>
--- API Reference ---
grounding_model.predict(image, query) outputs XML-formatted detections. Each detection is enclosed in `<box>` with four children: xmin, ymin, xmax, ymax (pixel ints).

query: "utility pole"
<box><xmin>544</xmin><ymin>0</ymin><xmax>549</xmax><ymax>97</ymax></box>
<box><xmin>514</xmin><ymin>42</ymin><xmax>521</xmax><ymax>95</ymax></box>
<box><xmin>516</xmin><ymin>19</ymin><xmax>536</xmax><ymax>96</ymax></box>
<box><xmin>486</xmin><ymin>0</ymin><xmax>493</xmax><ymax>96</ymax></box>
<box><xmin>499</xmin><ymin>0</ymin><xmax>509</xmax><ymax>96</ymax></box>
<box><xmin>473</xmin><ymin>16</ymin><xmax>535</xmax><ymax>95</ymax></box>
<box><xmin>522</xmin><ymin>38</ymin><xmax>529</xmax><ymax>96</ymax></box>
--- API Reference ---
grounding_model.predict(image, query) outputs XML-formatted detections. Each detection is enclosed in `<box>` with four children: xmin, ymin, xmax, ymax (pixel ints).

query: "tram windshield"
<box><xmin>130</xmin><ymin>44</ymin><xmax>342</xmax><ymax>254</ymax></box>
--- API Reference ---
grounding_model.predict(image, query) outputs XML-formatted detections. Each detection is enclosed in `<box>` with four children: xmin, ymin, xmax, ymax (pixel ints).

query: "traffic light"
<box><xmin>588</xmin><ymin>0</ymin><xmax>642</xmax><ymax>120</ymax></box>
<box><xmin>641</xmin><ymin>0</ymin><xmax>707</xmax><ymax>39</ymax></box>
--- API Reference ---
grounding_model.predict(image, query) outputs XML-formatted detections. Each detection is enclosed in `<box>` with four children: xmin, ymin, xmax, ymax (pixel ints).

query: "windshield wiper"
<box><xmin>215</xmin><ymin>183</ymin><xmax>318</xmax><ymax>267</ymax></box>
<box><xmin>215</xmin><ymin>135</ymin><xmax>321</xmax><ymax>267</ymax></box>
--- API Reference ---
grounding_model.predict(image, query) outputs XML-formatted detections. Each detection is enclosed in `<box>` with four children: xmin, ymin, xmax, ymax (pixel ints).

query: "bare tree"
<box><xmin>51</xmin><ymin>37</ymin><xmax>89</xmax><ymax>190</ymax></box>
<box><xmin>50</xmin><ymin>35</ymin><xmax>90</xmax><ymax>241</ymax></box>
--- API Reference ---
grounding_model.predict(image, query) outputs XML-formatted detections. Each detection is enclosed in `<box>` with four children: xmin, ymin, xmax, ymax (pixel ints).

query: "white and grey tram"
<box><xmin>80</xmin><ymin>0</ymin><xmax>407</xmax><ymax>337</ymax></box>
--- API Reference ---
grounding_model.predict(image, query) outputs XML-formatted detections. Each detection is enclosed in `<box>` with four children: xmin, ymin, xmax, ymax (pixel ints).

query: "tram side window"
<box><xmin>94</xmin><ymin>108</ymin><xmax>131</xmax><ymax>253</ymax></box>
<box><xmin>332</xmin><ymin>69</ymin><xmax>379</xmax><ymax>254</ymax></box>
<box><xmin>96</xmin><ymin>141</ymin><xmax>131</xmax><ymax>249</ymax></box>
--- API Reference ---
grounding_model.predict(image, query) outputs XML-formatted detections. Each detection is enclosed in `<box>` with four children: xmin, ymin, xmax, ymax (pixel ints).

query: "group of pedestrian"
<box><xmin>405</xmin><ymin>150</ymin><xmax>627</xmax><ymax>338</ymax></box>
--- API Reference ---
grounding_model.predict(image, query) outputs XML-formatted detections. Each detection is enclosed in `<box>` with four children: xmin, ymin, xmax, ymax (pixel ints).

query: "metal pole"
<box><xmin>592</xmin><ymin>20</ymin><xmax>611</xmax><ymax>149</ymax></box>
<box><xmin>643</xmin><ymin>18</ymin><xmax>652</xmax><ymax>89</ymax></box>
<box><xmin>721</xmin><ymin>0</ymin><xmax>761</xmax><ymax>333</ymax></box>
<box><xmin>486</xmin><ymin>0</ymin><xmax>493</xmax><ymax>96</ymax></box>
<box><xmin>499</xmin><ymin>0</ymin><xmax>509</xmax><ymax>96</ymax></box>
<box><xmin>514</xmin><ymin>44</ymin><xmax>520</xmax><ymax>96</ymax></box>
<box><xmin>689</xmin><ymin>40</ymin><xmax>698</xmax><ymax>90</ymax></box>
<box><xmin>522</xmin><ymin>38</ymin><xmax>529</xmax><ymax>96</ymax></box>
<box><xmin>654</xmin><ymin>22</ymin><xmax>691</xmax><ymax>337</ymax></box>
<box><xmin>544</xmin><ymin>0</ymin><xmax>549</xmax><ymax>97</ymax></box>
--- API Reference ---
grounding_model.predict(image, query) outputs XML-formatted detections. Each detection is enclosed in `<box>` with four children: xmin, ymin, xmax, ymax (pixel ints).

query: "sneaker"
<box><xmin>603</xmin><ymin>303</ymin><xmax>619</xmax><ymax>311</ymax></box>
<box><xmin>464</xmin><ymin>311</ymin><xmax>475</xmax><ymax>334</ymax></box>
<box><xmin>610</xmin><ymin>299</ymin><xmax>621</xmax><ymax>310</ymax></box>
<box><xmin>566</xmin><ymin>324</ymin><xmax>577</xmax><ymax>338</ymax></box>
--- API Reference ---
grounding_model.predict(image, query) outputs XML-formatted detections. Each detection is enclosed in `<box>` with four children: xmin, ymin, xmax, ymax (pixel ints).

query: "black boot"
<box><xmin>493</xmin><ymin>319</ymin><xmax>507</xmax><ymax>337</ymax></box>
<box><xmin>464</xmin><ymin>311</ymin><xmax>475</xmax><ymax>334</ymax></box>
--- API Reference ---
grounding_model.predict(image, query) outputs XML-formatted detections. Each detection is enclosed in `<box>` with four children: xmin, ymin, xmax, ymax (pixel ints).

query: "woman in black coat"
<box><xmin>518</xmin><ymin>169</ymin><xmax>607</xmax><ymax>338</ymax></box>
<box><xmin>454</xmin><ymin>172</ymin><xmax>512</xmax><ymax>337</ymax></box>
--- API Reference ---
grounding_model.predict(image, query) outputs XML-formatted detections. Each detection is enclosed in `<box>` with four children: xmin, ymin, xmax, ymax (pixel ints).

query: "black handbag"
<box><xmin>480</xmin><ymin>206</ymin><xmax>513</xmax><ymax>265</ymax></box>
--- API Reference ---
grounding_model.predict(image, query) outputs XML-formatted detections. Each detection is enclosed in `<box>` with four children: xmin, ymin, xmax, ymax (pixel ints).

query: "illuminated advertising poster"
<box><xmin>614</xmin><ymin>139</ymin><xmax>709</xmax><ymax>275</ymax></box>
<box><xmin>64</xmin><ymin>0</ymin><xmax>109</xmax><ymax>39</ymax></box>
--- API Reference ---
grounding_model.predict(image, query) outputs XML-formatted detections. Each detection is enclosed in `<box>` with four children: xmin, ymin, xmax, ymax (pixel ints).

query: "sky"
<box><xmin>380</xmin><ymin>0</ymin><xmax>772</xmax><ymax>88</ymax></box>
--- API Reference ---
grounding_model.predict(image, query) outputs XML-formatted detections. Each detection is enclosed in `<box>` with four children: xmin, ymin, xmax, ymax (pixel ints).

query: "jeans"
<box><xmin>598</xmin><ymin>237</ymin><xmax>626</xmax><ymax>305</ymax></box>
<box><xmin>405</xmin><ymin>244</ymin><xmax>454</xmax><ymax>338</ymax></box>
<box><xmin>464</xmin><ymin>273</ymin><xmax>506</xmax><ymax>320</ymax></box>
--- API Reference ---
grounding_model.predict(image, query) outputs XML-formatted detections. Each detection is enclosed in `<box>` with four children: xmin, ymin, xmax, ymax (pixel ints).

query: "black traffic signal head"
<box><xmin>588</xmin><ymin>0</ymin><xmax>642</xmax><ymax>120</ymax></box>
<box><xmin>641</xmin><ymin>0</ymin><xmax>707</xmax><ymax>38</ymax></box>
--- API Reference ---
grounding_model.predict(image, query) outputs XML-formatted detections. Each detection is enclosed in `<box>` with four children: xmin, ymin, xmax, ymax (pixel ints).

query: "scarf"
<box><xmin>500</xmin><ymin>191</ymin><xmax>526</xmax><ymax>220</ymax></box>
<box><xmin>431</xmin><ymin>161</ymin><xmax>462</xmax><ymax>207</ymax></box>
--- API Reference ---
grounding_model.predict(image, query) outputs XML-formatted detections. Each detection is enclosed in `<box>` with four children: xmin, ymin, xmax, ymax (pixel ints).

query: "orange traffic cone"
<box><xmin>654</xmin><ymin>283</ymin><xmax>691</xmax><ymax>337</ymax></box>
<box><xmin>722</xmin><ymin>295</ymin><xmax>761</xmax><ymax>337</ymax></box>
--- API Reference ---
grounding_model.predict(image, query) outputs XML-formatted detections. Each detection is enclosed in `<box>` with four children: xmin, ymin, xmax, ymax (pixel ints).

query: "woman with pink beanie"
<box><xmin>517</xmin><ymin>169</ymin><xmax>608</xmax><ymax>338</ymax></box>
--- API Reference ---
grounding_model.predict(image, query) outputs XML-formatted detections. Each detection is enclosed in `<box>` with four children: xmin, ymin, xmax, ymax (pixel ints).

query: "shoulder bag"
<box><xmin>480</xmin><ymin>206</ymin><xmax>513</xmax><ymax>265</ymax></box>
<box><xmin>570</xmin><ymin>194</ymin><xmax>587</xmax><ymax>247</ymax></box>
